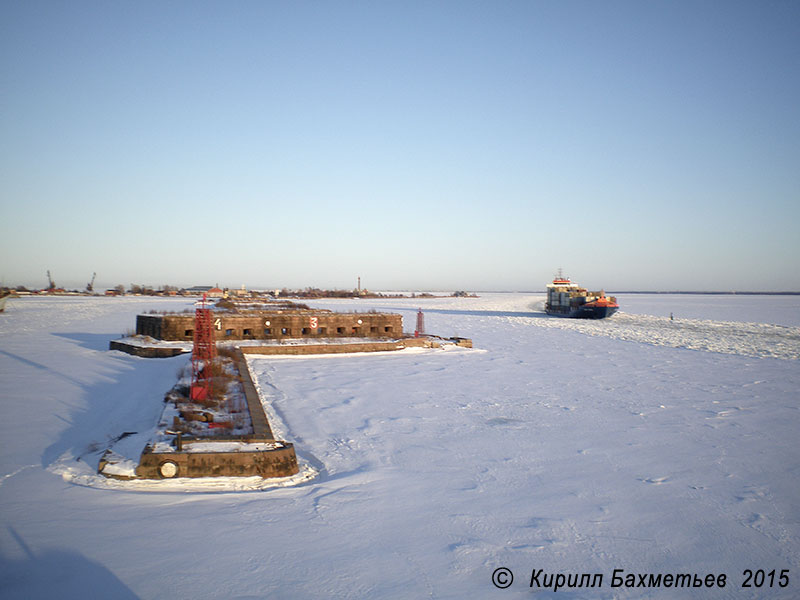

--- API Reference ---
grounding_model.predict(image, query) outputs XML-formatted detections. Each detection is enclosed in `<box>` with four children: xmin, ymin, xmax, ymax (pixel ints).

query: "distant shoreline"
<box><xmin>6</xmin><ymin>289</ymin><xmax>800</xmax><ymax>298</ymax></box>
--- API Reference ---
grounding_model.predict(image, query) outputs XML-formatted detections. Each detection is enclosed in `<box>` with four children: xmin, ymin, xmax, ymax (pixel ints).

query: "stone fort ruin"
<box><xmin>103</xmin><ymin>303</ymin><xmax>470</xmax><ymax>481</ymax></box>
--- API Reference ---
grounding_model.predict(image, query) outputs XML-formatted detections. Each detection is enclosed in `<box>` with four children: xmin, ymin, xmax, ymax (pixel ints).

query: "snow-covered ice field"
<box><xmin>1</xmin><ymin>294</ymin><xmax>798</xmax><ymax>599</ymax></box>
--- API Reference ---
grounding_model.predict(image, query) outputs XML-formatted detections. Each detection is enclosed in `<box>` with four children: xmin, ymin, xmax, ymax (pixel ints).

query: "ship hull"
<box><xmin>545</xmin><ymin>305</ymin><xmax>618</xmax><ymax>319</ymax></box>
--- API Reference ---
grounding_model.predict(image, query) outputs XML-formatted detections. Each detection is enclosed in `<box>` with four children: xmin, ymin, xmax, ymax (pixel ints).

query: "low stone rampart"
<box><xmin>109</xmin><ymin>340</ymin><xmax>189</xmax><ymax>358</ymax></box>
<box><xmin>135</xmin><ymin>443</ymin><xmax>298</xmax><ymax>479</ymax></box>
<box><xmin>236</xmin><ymin>349</ymin><xmax>273</xmax><ymax>438</ymax></box>
<box><xmin>240</xmin><ymin>341</ymin><xmax>407</xmax><ymax>355</ymax></box>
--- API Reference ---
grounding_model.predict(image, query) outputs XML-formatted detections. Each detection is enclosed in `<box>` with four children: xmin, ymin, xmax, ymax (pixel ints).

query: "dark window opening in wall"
<box><xmin>281</xmin><ymin>328</ymin><xmax>289</xmax><ymax>335</ymax></box>
<box><xmin>370</xmin><ymin>326</ymin><xmax>378</xmax><ymax>334</ymax></box>
<box><xmin>301</xmin><ymin>327</ymin><xmax>309</xmax><ymax>335</ymax></box>
<box><xmin>352</xmin><ymin>327</ymin><xmax>360</xmax><ymax>335</ymax></box>
<box><xmin>185</xmin><ymin>329</ymin><xmax>193</xmax><ymax>337</ymax></box>
<box><xmin>225</xmin><ymin>329</ymin><xmax>234</xmax><ymax>336</ymax></box>
<box><xmin>384</xmin><ymin>326</ymin><xmax>392</xmax><ymax>333</ymax></box>
<box><xmin>264</xmin><ymin>328</ymin><xmax>271</xmax><ymax>335</ymax></box>
<box><xmin>243</xmin><ymin>328</ymin><xmax>252</xmax><ymax>336</ymax></box>
<box><xmin>318</xmin><ymin>327</ymin><xmax>326</xmax><ymax>335</ymax></box>
<box><xmin>337</xmin><ymin>327</ymin><xmax>345</xmax><ymax>334</ymax></box>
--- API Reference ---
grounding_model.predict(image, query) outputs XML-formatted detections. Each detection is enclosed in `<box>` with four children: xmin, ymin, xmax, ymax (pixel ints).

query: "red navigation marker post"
<box><xmin>190</xmin><ymin>293</ymin><xmax>216</xmax><ymax>401</ymax></box>
<box><xmin>414</xmin><ymin>308</ymin><xmax>425</xmax><ymax>338</ymax></box>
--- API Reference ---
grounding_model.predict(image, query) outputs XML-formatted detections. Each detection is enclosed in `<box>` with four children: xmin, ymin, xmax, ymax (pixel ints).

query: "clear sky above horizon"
<box><xmin>2</xmin><ymin>1</ymin><xmax>799</xmax><ymax>292</ymax></box>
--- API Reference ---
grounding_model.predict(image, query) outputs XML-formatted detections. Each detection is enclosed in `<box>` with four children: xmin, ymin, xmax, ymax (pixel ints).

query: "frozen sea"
<box><xmin>1</xmin><ymin>294</ymin><xmax>798</xmax><ymax>599</ymax></box>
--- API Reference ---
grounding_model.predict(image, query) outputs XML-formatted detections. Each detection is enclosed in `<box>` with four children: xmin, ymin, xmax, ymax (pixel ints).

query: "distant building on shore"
<box><xmin>183</xmin><ymin>285</ymin><xmax>224</xmax><ymax>297</ymax></box>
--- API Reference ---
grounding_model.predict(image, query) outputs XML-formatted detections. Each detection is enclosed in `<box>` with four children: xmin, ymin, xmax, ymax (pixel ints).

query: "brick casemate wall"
<box><xmin>137</xmin><ymin>311</ymin><xmax>403</xmax><ymax>341</ymax></box>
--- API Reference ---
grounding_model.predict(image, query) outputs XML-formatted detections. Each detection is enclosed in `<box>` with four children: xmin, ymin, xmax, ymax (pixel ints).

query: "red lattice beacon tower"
<box><xmin>190</xmin><ymin>294</ymin><xmax>216</xmax><ymax>401</ymax></box>
<box><xmin>414</xmin><ymin>308</ymin><xmax>425</xmax><ymax>338</ymax></box>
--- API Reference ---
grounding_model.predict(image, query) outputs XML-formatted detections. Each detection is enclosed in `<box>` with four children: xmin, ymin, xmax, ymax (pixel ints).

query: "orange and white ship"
<box><xmin>545</xmin><ymin>271</ymin><xmax>619</xmax><ymax>319</ymax></box>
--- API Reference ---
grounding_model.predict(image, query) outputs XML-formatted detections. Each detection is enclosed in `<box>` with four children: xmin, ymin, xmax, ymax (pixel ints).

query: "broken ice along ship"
<box><xmin>545</xmin><ymin>272</ymin><xmax>619</xmax><ymax>319</ymax></box>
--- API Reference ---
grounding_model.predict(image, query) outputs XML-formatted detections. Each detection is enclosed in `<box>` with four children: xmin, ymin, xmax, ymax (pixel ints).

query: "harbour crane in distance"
<box><xmin>87</xmin><ymin>272</ymin><xmax>96</xmax><ymax>293</ymax></box>
<box><xmin>46</xmin><ymin>270</ymin><xmax>56</xmax><ymax>291</ymax></box>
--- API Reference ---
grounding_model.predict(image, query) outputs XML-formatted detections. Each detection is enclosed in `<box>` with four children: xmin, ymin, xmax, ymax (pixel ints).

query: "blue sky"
<box><xmin>2</xmin><ymin>1</ymin><xmax>798</xmax><ymax>292</ymax></box>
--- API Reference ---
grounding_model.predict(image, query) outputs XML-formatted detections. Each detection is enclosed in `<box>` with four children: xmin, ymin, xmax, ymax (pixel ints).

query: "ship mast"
<box><xmin>554</xmin><ymin>268</ymin><xmax>569</xmax><ymax>283</ymax></box>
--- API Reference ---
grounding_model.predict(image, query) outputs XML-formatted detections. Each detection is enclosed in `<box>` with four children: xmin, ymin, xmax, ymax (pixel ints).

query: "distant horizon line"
<box><xmin>5</xmin><ymin>284</ymin><xmax>800</xmax><ymax>297</ymax></box>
